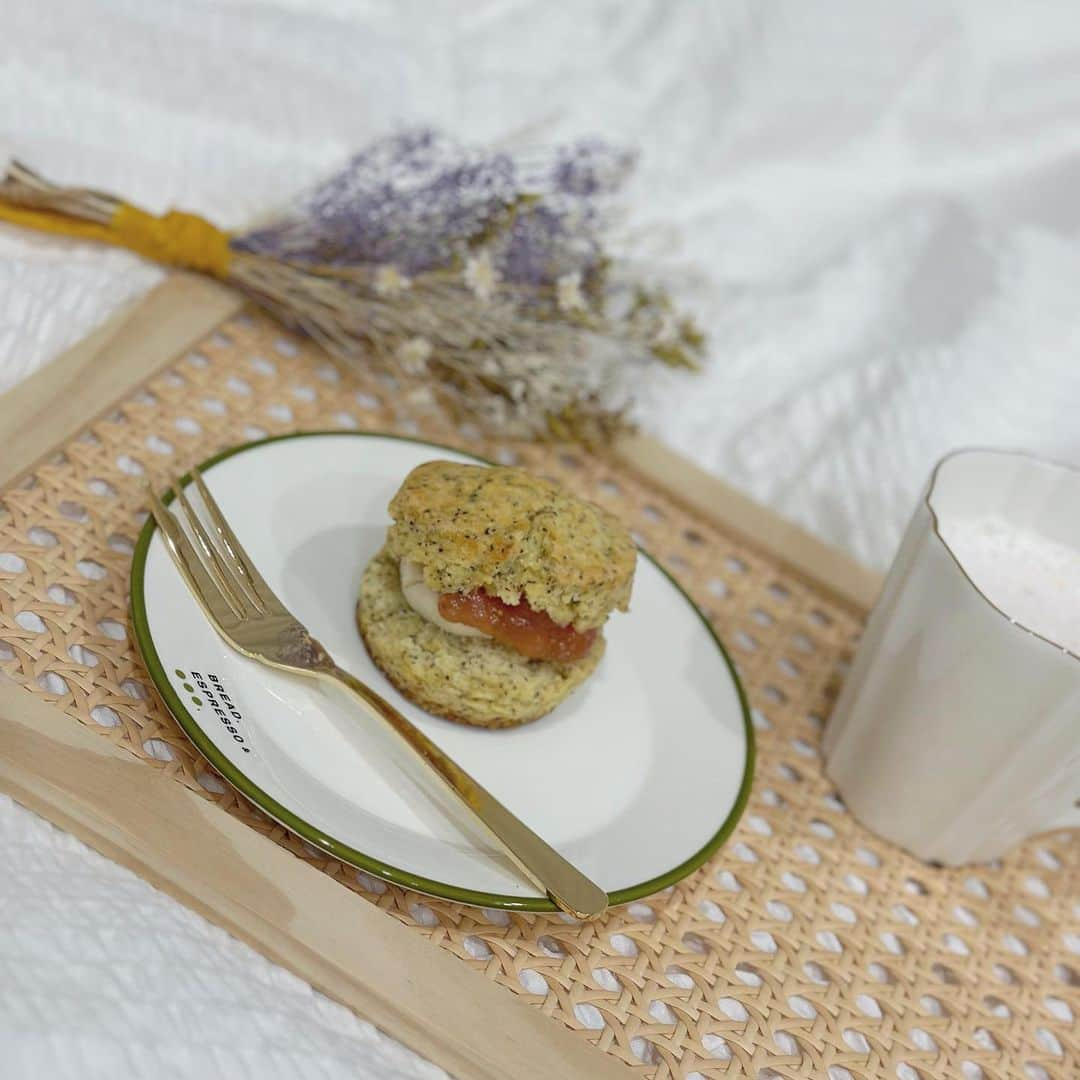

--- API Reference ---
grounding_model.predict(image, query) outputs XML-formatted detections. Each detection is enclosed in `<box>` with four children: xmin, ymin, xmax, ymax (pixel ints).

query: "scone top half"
<box><xmin>387</xmin><ymin>460</ymin><xmax>636</xmax><ymax>645</ymax></box>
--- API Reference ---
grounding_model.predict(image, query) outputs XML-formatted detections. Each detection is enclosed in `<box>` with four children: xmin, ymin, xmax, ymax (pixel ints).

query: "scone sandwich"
<box><xmin>357</xmin><ymin>459</ymin><xmax>636</xmax><ymax>728</ymax></box>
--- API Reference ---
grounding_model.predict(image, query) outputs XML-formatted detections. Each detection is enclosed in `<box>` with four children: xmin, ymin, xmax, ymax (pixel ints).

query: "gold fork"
<box><xmin>146</xmin><ymin>467</ymin><xmax>608</xmax><ymax>920</ymax></box>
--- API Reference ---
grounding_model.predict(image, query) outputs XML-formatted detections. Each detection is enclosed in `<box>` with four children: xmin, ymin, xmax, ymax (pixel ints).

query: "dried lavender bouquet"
<box><xmin>237</xmin><ymin>130</ymin><xmax>703</xmax><ymax>441</ymax></box>
<box><xmin>0</xmin><ymin>130</ymin><xmax>702</xmax><ymax>441</ymax></box>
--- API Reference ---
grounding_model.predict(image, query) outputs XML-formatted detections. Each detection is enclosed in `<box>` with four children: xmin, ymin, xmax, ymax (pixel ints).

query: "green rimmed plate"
<box><xmin>130</xmin><ymin>432</ymin><xmax>753</xmax><ymax>911</ymax></box>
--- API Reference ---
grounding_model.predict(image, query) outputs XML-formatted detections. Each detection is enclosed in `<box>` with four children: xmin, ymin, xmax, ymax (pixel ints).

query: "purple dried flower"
<box><xmin>238</xmin><ymin>128</ymin><xmax>633</xmax><ymax>286</ymax></box>
<box><xmin>548</xmin><ymin>139</ymin><xmax>637</xmax><ymax>197</ymax></box>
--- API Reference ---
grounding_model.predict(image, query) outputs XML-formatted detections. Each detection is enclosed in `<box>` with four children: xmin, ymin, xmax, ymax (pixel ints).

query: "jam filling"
<box><xmin>438</xmin><ymin>589</ymin><xmax>597</xmax><ymax>662</ymax></box>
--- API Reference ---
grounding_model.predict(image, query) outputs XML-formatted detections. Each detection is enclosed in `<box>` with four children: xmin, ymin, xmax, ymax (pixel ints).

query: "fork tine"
<box><xmin>173</xmin><ymin>482</ymin><xmax>251</xmax><ymax>616</ymax></box>
<box><xmin>190</xmin><ymin>465</ymin><xmax>283</xmax><ymax>614</ymax></box>
<box><xmin>145</xmin><ymin>483</ymin><xmax>242</xmax><ymax>626</ymax></box>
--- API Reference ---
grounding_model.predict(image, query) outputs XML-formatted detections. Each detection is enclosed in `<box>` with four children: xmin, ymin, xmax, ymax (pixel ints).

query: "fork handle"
<box><xmin>319</xmin><ymin>663</ymin><xmax>608</xmax><ymax>919</ymax></box>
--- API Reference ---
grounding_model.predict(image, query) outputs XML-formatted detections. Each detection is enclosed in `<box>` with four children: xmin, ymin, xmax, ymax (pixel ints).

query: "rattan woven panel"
<box><xmin>0</xmin><ymin>310</ymin><xmax>1076</xmax><ymax>1080</ymax></box>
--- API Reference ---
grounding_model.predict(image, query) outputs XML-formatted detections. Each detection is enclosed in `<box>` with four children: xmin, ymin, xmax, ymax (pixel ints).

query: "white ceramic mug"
<box><xmin>823</xmin><ymin>449</ymin><xmax>1080</xmax><ymax>865</ymax></box>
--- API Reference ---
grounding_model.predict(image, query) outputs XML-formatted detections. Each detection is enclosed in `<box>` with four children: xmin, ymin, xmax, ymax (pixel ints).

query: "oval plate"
<box><xmin>130</xmin><ymin>433</ymin><xmax>753</xmax><ymax>911</ymax></box>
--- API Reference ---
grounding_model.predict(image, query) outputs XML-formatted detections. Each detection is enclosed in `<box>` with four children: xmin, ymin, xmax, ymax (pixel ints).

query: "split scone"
<box><xmin>357</xmin><ymin>460</ymin><xmax>636</xmax><ymax>728</ymax></box>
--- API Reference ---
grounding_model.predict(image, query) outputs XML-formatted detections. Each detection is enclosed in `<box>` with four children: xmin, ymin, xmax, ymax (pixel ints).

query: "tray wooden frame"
<box><xmin>0</xmin><ymin>274</ymin><xmax>881</xmax><ymax>1078</ymax></box>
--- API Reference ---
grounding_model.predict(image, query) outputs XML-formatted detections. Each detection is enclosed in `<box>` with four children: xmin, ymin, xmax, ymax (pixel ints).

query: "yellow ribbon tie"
<box><xmin>0</xmin><ymin>200</ymin><xmax>232</xmax><ymax>279</ymax></box>
<box><xmin>111</xmin><ymin>204</ymin><xmax>232</xmax><ymax>278</ymax></box>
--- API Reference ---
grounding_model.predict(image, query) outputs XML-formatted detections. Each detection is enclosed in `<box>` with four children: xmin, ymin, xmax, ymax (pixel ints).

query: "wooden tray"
<box><xmin>1</xmin><ymin>275</ymin><xmax>1074</xmax><ymax>1080</ymax></box>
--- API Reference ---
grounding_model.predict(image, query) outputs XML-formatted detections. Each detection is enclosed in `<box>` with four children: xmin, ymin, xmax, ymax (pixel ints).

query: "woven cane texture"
<box><xmin>0</xmin><ymin>310</ymin><xmax>1075</xmax><ymax>1080</ymax></box>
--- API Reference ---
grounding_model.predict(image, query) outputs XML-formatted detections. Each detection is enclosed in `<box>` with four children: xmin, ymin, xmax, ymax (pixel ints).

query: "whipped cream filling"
<box><xmin>399</xmin><ymin>558</ymin><xmax>488</xmax><ymax>638</ymax></box>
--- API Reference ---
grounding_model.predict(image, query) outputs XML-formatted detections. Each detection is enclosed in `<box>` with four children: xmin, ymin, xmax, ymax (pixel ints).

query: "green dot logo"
<box><xmin>174</xmin><ymin>668</ymin><xmax>186</xmax><ymax>679</ymax></box>
<box><xmin>191</xmin><ymin>695</ymin><xmax>203</xmax><ymax>707</ymax></box>
<box><xmin>182</xmin><ymin>683</ymin><xmax>194</xmax><ymax>693</ymax></box>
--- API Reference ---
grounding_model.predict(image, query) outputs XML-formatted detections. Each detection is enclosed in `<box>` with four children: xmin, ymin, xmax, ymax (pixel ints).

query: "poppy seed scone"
<box><xmin>357</xmin><ymin>460</ymin><xmax>635</xmax><ymax>728</ymax></box>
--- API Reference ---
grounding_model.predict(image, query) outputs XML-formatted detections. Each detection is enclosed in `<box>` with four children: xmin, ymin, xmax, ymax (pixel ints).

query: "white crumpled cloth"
<box><xmin>0</xmin><ymin>793</ymin><xmax>443</xmax><ymax>1079</ymax></box>
<box><xmin>3</xmin><ymin>1</ymin><xmax>1080</xmax><ymax>1076</ymax></box>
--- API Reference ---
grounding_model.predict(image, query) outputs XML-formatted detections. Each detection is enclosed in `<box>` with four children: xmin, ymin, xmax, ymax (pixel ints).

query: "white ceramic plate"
<box><xmin>130</xmin><ymin>433</ymin><xmax>753</xmax><ymax>910</ymax></box>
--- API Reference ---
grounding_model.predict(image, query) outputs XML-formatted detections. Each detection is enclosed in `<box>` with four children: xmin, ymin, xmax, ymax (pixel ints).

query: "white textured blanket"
<box><xmin>3</xmin><ymin>1</ymin><xmax>1080</xmax><ymax>1075</ymax></box>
